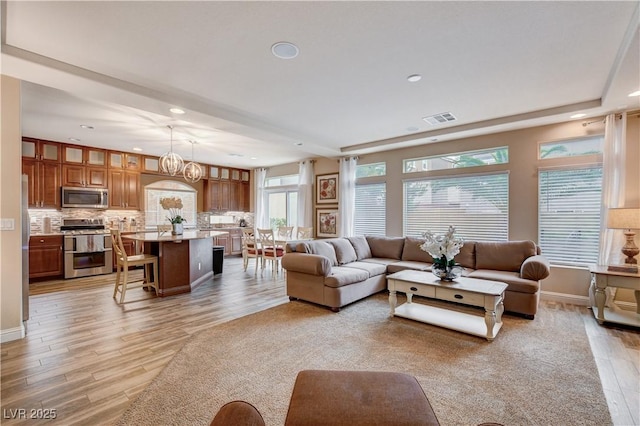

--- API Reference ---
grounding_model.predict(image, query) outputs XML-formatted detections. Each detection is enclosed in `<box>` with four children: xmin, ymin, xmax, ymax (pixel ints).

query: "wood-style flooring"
<box><xmin>1</xmin><ymin>257</ymin><xmax>639</xmax><ymax>425</ymax></box>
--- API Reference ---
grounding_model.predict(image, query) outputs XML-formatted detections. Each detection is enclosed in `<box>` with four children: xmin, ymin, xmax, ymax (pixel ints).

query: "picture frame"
<box><xmin>316</xmin><ymin>209</ymin><xmax>339</xmax><ymax>238</ymax></box>
<box><xmin>316</xmin><ymin>173</ymin><xmax>339</xmax><ymax>204</ymax></box>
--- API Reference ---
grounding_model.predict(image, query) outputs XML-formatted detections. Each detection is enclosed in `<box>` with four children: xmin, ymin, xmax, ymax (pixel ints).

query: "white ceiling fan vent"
<box><xmin>422</xmin><ymin>112</ymin><xmax>457</xmax><ymax>126</ymax></box>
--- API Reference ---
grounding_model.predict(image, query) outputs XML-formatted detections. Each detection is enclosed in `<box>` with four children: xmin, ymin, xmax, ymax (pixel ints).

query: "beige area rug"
<box><xmin>117</xmin><ymin>294</ymin><xmax>611</xmax><ymax>426</ymax></box>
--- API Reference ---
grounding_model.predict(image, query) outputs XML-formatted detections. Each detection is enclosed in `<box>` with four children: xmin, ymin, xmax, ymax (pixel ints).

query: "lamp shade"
<box><xmin>607</xmin><ymin>208</ymin><xmax>640</xmax><ymax>230</ymax></box>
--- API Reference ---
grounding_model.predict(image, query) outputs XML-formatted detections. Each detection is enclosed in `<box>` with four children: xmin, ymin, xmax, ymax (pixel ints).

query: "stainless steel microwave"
<box><xmin>61</xmin><ymin>187</ymin><xmax>109</xmax><ymax>209</ymax></box>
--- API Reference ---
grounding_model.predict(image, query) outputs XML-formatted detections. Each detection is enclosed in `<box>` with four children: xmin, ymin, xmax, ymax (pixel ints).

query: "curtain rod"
<box><xmin>582</xmin><ymin>111</ymin><xmax>640</xmax><ymax>127</ymax></box>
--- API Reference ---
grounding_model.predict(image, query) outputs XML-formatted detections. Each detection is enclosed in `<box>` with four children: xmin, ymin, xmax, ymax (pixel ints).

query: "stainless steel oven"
<box><xmin>61</xmin><ymin>218</ymin><xmax>113</xmax><ymax>279</ymax></box>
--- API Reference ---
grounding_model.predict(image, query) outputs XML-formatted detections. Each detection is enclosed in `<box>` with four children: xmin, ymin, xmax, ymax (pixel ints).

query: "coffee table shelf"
<box><xmin>387</xmin><ymin>270</ymin><xmax>508</xmax><ymax>341</ymax></box>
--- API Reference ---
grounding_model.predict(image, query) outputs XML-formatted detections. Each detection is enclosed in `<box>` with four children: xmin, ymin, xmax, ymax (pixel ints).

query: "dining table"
<box><xmin>122</xmin><ymin>230</ymin><xmax>228</xmax><ymax>296</ymax></box>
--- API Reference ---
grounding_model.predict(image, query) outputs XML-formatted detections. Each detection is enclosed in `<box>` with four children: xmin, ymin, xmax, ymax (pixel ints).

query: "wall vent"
<box><xmin>422</xmin><ymin>112</ymin><xmax>457</xmax><ymax>126</ymax></box>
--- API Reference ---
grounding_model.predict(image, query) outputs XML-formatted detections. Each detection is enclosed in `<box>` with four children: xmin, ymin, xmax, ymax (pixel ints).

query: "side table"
<box><xmin>589</xmin><ymin>265</ymin><xmax>640</xmax><ymax>327</ymax></box>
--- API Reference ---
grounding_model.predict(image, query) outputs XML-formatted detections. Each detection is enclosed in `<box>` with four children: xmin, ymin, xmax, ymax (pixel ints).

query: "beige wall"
<box><xmin>1</xmin><ymin>75</ymin><xmax>25</xmax><ymax>342</ymax></box>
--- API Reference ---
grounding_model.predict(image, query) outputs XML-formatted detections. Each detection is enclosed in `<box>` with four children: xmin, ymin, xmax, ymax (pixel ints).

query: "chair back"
<box><xmin>242</xmin><ymin>228</ymin><xmax>258</xmax><ymax>251</ymax></box>
<box><xmin>157</xmin><ymin>224</ymin><xmax>172</xmax><ymax>235</ymax></box>
<box><xmin>277</xmin><ymin>226</ymin><xmax>294</xmax><ymax>240</ymax></box>
<box><xmin>111</xmin><ymin>229</ymin><xmax>127</xmax><ymax>265</ymax></box>
<box><xmin>297</xmin><ymin>226</ymin><xmax>313</xmax><ymax>239</ymax></box>
<box><xmin>257</xmin><ymin>228</ymin><xmax>284</xmax><ymax>258</ymax></box>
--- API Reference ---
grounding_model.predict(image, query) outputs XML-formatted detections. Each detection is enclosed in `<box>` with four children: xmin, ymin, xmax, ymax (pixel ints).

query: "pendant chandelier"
<box><xmin>159</xmin><ymin>125</ymin><xmax>184</xmax><ymax>176</ymax></box>
<box><xmin>183</xmin><ymin>140</ymin><xmax>203</xmax><ymax>183</ymax></box>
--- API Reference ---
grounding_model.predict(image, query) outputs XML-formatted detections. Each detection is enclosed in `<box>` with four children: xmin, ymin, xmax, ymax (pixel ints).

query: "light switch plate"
<box><xmin>0</xmin><ymin>218</ymin><xmax>15</xmax><ymax>231</ymax></box>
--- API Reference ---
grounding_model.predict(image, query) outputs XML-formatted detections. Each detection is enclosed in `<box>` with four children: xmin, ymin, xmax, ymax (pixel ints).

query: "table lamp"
<box><xmin>607</xmin><ymin>207</ymin><xmax>640</xmax><ymax>271</ymax></box>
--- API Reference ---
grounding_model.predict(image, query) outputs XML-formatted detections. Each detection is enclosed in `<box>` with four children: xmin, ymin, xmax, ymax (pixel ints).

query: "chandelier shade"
<box><xmin>159</xmin><ymin>125</ymin><xmax>184</xmax><ymax>176</ymax></box>
<box><xmin>183</xmin><ymin>140</ymin><xmax>203</xmax><ymax>183</ymax></box>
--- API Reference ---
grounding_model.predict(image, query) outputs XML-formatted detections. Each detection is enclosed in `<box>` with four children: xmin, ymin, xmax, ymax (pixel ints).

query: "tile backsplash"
<box><xmin>28</xmin><ymin>209</ymin><xmax>253</xmax><ymax>234</ymax></box>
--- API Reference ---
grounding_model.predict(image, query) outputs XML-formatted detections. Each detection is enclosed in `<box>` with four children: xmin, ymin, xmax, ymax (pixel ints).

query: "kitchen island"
<box><xmin>123</xmin><ymin>230</ymin><xmax>228</xmax><ymax>296</ymax></box>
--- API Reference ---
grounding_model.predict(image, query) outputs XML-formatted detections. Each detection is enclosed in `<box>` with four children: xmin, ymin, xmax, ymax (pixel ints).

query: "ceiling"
<box><xmin>2</xmin><ymin>1</ymin><xmax>639</xmax><ymax>169</ymax></box>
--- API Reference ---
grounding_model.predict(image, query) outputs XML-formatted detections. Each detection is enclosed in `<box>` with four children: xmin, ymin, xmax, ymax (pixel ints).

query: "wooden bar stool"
<box><xmin>111</xmin><ymin>229</ymin><xmax>159</xmax><ymax>304</ymax></box>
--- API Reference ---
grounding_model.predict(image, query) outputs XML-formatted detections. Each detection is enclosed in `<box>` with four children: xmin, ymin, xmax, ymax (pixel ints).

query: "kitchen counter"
<box><xmin>122</xmin><ymin>230</ymin><xmax>229</xmax><ymax>296</ymax></box>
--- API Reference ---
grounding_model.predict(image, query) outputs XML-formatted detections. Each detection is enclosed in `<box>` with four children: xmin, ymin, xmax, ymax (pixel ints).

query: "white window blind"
<box><xmin>538</xmin><ymin>165</ymin><xmax>602</xmax><ymax>266</ymax></box>
<box><xmin>354</xmin><ymin>182</ymin><xmax>386</xmax><ymax>235</ymax></box>
<box><xmin>403</xmin><ymin>172</ymin><xmax>509</xmax><ymax>241</ymax></box>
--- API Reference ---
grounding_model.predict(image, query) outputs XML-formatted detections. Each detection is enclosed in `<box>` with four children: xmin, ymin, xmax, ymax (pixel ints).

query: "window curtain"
<box><xmin>297</xmin><ymin>160</ymin><xmax>314</xmax><ymax>228</ymax></box>
<box><xmin>338</xmin><ymin>157</ymin><xmax>358</xmax><ymax>237</ymax></box>
<box><xmin>254</xmin><ymin>168</ymin><xmax>268</xmax><ymax>229</ymax></box>
<box><xmin>596</xmin><ymin>112</ymin><xmax>627</xmax><ymax>306</ymax></box>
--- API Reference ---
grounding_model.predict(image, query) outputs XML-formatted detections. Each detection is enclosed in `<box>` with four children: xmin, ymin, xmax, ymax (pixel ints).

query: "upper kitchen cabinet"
<box><xmin>109</xmin><ymin>151</ymin><xmax>141</xmax><ymax>171</ymax></box>
<box><xmin>142</xmin><ymin>155</ymin><xmax>161</xmax><ymax>174</ymax></box>
<box><xmin>62</xmin><ymin>144</ymin><xmax>107</xmax><ymax>188</ymax></box>
<box><xmin>22</xmin><ymin>158</ymin><xmax>61</xmax><ymax>208</ymax></box>
<box><xmin>22</xmin><ymin>137</ymin><xmax>61</xmax><ymax>162</ymax></box>
<box><xmin>109</xmin><ymin>169</ymin><xmax>140</xmax><ymax>210</ymax></box>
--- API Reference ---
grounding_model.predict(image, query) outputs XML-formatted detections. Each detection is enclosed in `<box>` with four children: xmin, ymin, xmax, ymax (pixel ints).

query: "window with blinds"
<box><xmin>538</xmin><ymin>165</ymin><xmax>602</xmax><ymax>266</ymax></box>
<box><xmin>403</xmin><ymin>172</ymin><xmax>509</xmax><ymax>241</ymax></box>
<box><xmin>354</xmin><ymin>182</ymin><xmax>386</xmax><ymax>236</ymax></box>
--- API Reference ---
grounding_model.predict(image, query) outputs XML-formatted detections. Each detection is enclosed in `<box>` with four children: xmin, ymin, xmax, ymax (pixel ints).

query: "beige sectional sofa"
<box><xmin>281</xmin><ymin>235</ymin><xmax>550</xmax><ymax>319</ymax></box>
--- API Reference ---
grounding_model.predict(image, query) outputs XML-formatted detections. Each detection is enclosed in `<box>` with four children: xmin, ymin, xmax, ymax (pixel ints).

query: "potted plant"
<box><xmin>160</xmin><ymin>197</ymin><xmax>185</xmax><ymax>235</ymax></box>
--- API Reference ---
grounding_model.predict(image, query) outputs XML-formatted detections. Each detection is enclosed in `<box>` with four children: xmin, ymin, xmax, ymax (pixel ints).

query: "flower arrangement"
<box><xmin>160</xmin><ymin>197</ymin><xmax>185</xmax><ymax>224</ymax></box>
<box><xmin>419</xmin><ymin>225</ymin><xmax>464</xmax><ymax>268</ymax></box>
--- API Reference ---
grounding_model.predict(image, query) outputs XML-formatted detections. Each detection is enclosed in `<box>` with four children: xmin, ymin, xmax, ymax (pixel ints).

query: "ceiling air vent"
<box><xmin>422</xmin><ymin>112</ymin><xmax>457</xmax><ymax>126</ymax></box>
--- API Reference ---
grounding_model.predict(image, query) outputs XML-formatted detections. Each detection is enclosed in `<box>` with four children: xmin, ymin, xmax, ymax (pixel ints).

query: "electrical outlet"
<box><xmin>0</xmin><ymin>218</ymin><xmax>15</xmax><ymax>231</ymax></box>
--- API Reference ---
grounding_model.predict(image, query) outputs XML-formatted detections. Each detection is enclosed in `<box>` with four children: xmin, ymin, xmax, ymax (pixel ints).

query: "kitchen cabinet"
<box><xmin>213</xmin><ymin>228</ymin><xmax>242</xmax><ymax>256</ymax></box>
<box><xmin>240</xmin><ymin>181</ymin><xmax>250</xmax><ymax>212</ymax></box>
<box><xmin>29</xmin><ymin>235</ymin><xmax>64</xmax><ymax>279</ymax></box>
<box><xmin>22</xmin><ymin>138</ymin><xmax>61</xmax><ymax>162</ymax></box>
<box><xmin>204</xmin><ymin>179</ymin><xmax>231</xmax><ymax>211</ymax></box>
<box><xmin>109</xmin><ymin>170</ymin><xmax>140</xmax><ymax>209</ymax></box>
<box><xmin>109</xmin><ymin>151</ymin><xmax>141</xmax><ymax>171</ymax></box>
<box><xmin>142</xmin><ymin>155</ymin><xmax>161</xmax><ymax>174</ymax></box>
<box><xmin>22</xmin><ymin>158</ymin><xmax>61</xmax><ymax>208</ymax></box>
<box><xmin>62</xmin><ymin>144</ymin><xmax>107</xmax><ymax>188</ymax></box>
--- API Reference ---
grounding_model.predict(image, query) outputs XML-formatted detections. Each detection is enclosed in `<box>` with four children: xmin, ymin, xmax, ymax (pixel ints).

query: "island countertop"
<box><xmin>123</xmin><ymin>230</ymin><xmax>229</xmax><ymax>242</ymax></box>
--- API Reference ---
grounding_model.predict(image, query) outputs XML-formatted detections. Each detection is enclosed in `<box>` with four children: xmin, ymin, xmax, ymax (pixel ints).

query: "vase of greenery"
<box><xmin>160</xmin><ymin>197</ymin><xmax>186</xmax><ymax>235</ymax></box>
<box><xmin>419</xmin><ymin>225</ymin><xmax>464</xmax><ymax>282</ymax></box>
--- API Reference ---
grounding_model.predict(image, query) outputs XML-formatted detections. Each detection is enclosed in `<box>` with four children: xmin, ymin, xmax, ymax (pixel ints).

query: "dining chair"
<box><xmin>157</xmin><ymin>224</ymin><xmax>172</xmax><ymax>235</ymax></box>
<box><xmin>257</xmin><ymin>228</ymin><xmax>284</xmax><ymax>278</ymax></box>
<box><xmin>111</xmin><ymin>229</ymin><xmax>159</xmax><ymax>304</ymax></box>
<box><xmin>241</xmin><ymin>228</ymin><xmax>262</xmax><ymax>275</ymax></box>
<box><xmin>277</xmin><ymin>226</ymin><xmax>294</xmax><ymax>241</ymax></box>
<box><xmin>296</xmin><ymin>226</ymin><xmax>313</xmax><ymax>240</ymax></box>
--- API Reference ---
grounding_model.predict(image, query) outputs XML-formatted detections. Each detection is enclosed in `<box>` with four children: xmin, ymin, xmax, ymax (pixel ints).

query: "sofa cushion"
<box><xmin>347</xmin><ymin>236</ymin><xmax>372</xmax><ymax>260</ymax></box>
<box><xmin>327</xmin><ymin>239</ymin><xmax>358</xmax><ymax>265</ymax></box>
<box><xmin>297</xmin><ymin>241</ymin><xmax>338</xmax><ymax>266</ymax></box>
<box><xmin>343</xmin><ymin>261</ymin><xmax>387</xmax><ymax>277</ymax></box>
<box><xmin>455</xmin><ymin>242</ymin><xmax>476</xmax><ymax>269</ymax></box>
<box><xmin>475</xmin><ymin>241</ymin><xmax>537</xmax><ymax>272</ymax></box>
<box><xmin>401</xmin><ymin>237</ymin><xmax>434</xmax><ymax>263</ymax></box>
<box><xmin>366</xmin><ymin>236</ymin><xmax>405</xmax><ymax>260</ymax></box>
<box><xmin>324</xmin><ymin>266</ymin><xmax>370</xmax><ymax>288</ymax></box>
<box><xmin>387</xmin><ymin>260</ymin><xmax>431</xmax><ymax>274</ymax></box>
<box><xmin>468</xmin><ymin>270</ymin><xmax>539</xmax><ymax>294</ymax></box>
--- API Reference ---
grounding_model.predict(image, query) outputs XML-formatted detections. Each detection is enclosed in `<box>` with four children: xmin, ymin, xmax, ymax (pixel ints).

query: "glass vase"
<box><xmin>172</xmin><ymin>223</ymin><xmax>183</xmax><ymax>235</ymax></box>
<box><xmin>432</xmin><ymin>263</ymin><xmax>463</xmax><ymax>282</ymax></box>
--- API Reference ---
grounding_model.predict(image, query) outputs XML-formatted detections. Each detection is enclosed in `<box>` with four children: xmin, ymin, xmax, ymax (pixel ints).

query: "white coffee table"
<box><xmin>387</xmin><ymin>270</ymin><xmax>508</xmax><ymax>341</ymax></box>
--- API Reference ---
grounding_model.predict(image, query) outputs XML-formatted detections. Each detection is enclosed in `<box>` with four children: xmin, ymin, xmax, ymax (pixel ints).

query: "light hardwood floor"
<box><xmin>1</xmin><ymin>257</ymin><xmax>639</xmax><ymax>425</ymax></box>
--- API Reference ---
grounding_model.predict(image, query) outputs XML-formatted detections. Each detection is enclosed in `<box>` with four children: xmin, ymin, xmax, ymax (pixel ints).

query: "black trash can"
<box><xmin>212</xmin><ymin>246</ymin><xmax>225</xmax><ymax>275</ymax></box>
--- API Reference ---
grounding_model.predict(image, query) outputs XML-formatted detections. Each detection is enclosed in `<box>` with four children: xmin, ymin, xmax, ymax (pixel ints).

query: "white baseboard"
<box><xmin>1</xmin><ymin>324</ymin><xmax>25</xmax><ymax>343</ymax></box>
<box><xmin>540</xmin><ymin>290</ymin><xmax>590</xmax><ymax>306</ymax></box>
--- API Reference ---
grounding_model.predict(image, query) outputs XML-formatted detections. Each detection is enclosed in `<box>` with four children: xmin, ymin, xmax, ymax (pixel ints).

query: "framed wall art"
<box><xmin>316</xmin><ymin>173</ymin><xmax>339</xmax><ymax>204</ymax></box>
<box><xmin>316</xmin><ymin>209</ymin><xmax>339</xmax><ymax>238</ymax></box>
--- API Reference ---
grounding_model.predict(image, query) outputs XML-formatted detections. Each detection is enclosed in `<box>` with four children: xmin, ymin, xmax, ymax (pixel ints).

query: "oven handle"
<box><xmin>65</xmin><ymin>248</ymin><xmax>113</xmax><ymax>254</ymax></box>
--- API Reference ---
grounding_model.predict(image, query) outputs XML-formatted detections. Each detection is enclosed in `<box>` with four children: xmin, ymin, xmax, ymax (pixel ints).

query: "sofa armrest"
<box><xmin>520</xmin><ymin>255</ymin><xmax>550</xmax><ymax>281</ymax></box>
<box><xmin>282</xmin><ymin>253</ymin><xmax>332</xmax><ymax>277</ymax></box>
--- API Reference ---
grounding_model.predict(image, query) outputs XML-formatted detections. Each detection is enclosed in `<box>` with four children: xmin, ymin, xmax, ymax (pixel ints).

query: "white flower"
<box><xmin>419</xmin><ymin>225</ymin><xmax>464</xmax><ymax>264</ymax></box>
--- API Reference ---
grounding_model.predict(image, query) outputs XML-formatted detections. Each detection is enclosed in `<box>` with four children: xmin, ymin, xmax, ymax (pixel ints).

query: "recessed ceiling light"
<box><xmin>250</xmin><ymin>157</ymin><xmax>257</xmax><ymax>160</ymax></box>
<box><xmin>80</xmin><ymin>124</ymin><xmax>94</xmax><ymax>130</ymax></box>
<box><xmin>294</xmin><ymin>142</ymin><xmax>303</xmax><ymax>146</ymax></box>
<box><xmin>69</xmin><ymin>137</ymin><xmax>81</xmax><ymax>142</ymax></box>
<box><xmin>628</xmin><ymin>90</ymin><xmax>640</xmax><ymax>97</ymax></box>
<box><xmin>169</xmin><ymin>107</ymin><xmax>185</xmax><ymax>114</ymax></box>
<box><xmin>272</xmin><ymin>42</ymin><xmax>299</xmax><ymax>59</ymax></box>
<box><xmin>228</xmin><ymin>153</ymin><xmax>244</xmax><ymax>157</ymax></box>
<box><xmin>132</xmin><ymin>147</ymin><xmax>143</xmax><ymax>152</ymax></box>
<box><xmin>570</xmin><ymin>113</ymin><xmax>587</xmax><ymax>119</ymax></box>
<box><xmin>407</xmin><ymin>74</ymin><xmax>422</xmax><ymax>83</ymax></box>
